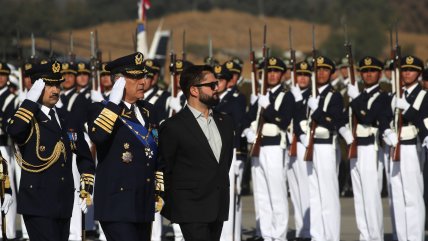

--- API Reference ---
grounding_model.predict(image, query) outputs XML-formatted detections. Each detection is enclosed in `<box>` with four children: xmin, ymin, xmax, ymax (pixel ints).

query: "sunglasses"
<box><xmin>193</xmin><ymin>81</ymin><xmax>219</xmax><ymax>90</ymax></box>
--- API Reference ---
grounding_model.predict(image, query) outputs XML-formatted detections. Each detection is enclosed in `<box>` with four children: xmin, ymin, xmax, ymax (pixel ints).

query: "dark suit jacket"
<box><xmin>88</xmin><ymin>100</ymin><xmax>160</xmax><ymax>223</ymax></box>
<box><xmin>7</xmin><ymin>100</ymin><xmax>94</xmax><ymax>218</ymax></box>
<box><xmin>160</xmin><ymin>106</ymin><xmax>234</xmax><ymax>223</ymax></box>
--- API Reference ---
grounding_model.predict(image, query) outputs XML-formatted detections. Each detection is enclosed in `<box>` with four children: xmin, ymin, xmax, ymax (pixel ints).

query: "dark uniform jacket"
<box><xmin>159</xmin><ymin>106</ymin><xmax>234</xmax><ymax>223</ymax></box>
<box><xmin>144</xmin><ymin>86</ymin><xmax>170</xmax><ymax>124</ymax></box>
<box><xmin>0</xmin><ymin>87</ymin><xmax>17</xmax><ymax>145</ymax></box>
<box><xmin>7</xmin><ymin>100</ymin><xmax>95</xmax><ymax>218</ymax></box>
<box><xmin>310</xmin><ymin>84</ymin><xmax>345</xmax><ymax>144</ymax></box>
<box><xmin>214</xmin><ymin>88</ymin><xmax>246</xmax><ymax>149</ymax></box>
<box><xmin>243</xmin><ymin>85</ymin><xmax>295</xmax><ymax>146</ymax></box>
<box><xmin>88</xmin><ymin>100</ymin><xmax>159</xmax><ymax>223</ymax></box>
<box><xmin>399</xmin><ymin>84</ymin><xmax>428</xmax><ymax>145</ymax></box>
<box><xmin>349</xmin><ymin>85</ymin><xmax>391</xmax><ymax>145</ymax></box>
<box><xmin>293</xmin><ymin>88</ymin><xmax>311</xmax><ymax>142</ymax></box>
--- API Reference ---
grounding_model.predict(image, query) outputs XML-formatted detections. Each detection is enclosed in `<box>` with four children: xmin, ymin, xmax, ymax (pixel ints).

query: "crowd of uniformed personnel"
<box><xmin>0</xmin><ymin>36</ymin><xmax>426</xmax><ymax>241</ymax></box>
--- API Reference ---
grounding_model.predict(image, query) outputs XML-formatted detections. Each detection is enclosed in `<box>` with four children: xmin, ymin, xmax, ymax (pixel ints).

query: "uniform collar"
<box><xmin>404</xmin><ymin>82</ymin><xmax>419</xmax><ymax>95</ymax></box>
<box><xmin>317</xmin><ymin>84</ymin><xmax>329</xmax><ymax>94</ymax></box>
<box><xmin>0</xmin><ymin>86</ymin><xmax>8</xmax><ymax>96</ymax></box>
<box><xmin>364</xmin><ymin>83</ymin><xmax>379</xmax><ymax>94</ymax></box>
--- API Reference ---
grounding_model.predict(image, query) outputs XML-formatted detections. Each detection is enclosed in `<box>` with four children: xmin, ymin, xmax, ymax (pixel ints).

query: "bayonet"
<box><xmin>182</xmin><ymin>30</ymin><xmax>186</xmax><ymax>60</ymax></box>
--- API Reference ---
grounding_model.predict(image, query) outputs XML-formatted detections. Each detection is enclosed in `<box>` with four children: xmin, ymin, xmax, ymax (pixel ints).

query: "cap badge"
<box><xmin>214</xmin><ymin>65</ymin><xmax>222</xmax><ymax>74</ymax></box>
<box><xmin>364</xmin><ymin>57</ymin><xmax>372</xmax><ymax>66</ymax></box>
<box><xmin>406</xmin><ymin>56</ymin><xmax>414</xmax><ymax>65</ymax></box>
<box><xmin>300</xmin><ymin>62</ymin><xmax>308</xmax><ymax>70</ymax></box>
<box><xmin>269</xmin><ymin>57</ymin><xmax>277</xmax><ymax>66</ymax></box>
<box><xmin>41</xmin><ymin>60</ymin><xmax>48</xmax><ymax>64</ymax></box>
<box><xmin>52</xmin><ymin>62</ymin><xmax>61</xmax><ymax>73</ymax></box>
<box><xmin>25</xmin><ymin>63</ymin><xmax>32</xmax><ymax>70</ymax></box>
<box><xmin>226</xmin><ymin>61</ymin><xmax>233</xmax><ymax>69</ymax></box>
<box><xmin>135</xmin><ymin>53</ymin><xmax>143</xmax><ymax>65</ymax></box>
<box><xmin>78</xmin><ymin>63</ymin><xmax>85</xmax><ymax>70</ymax></box>
<box><xmin>146</xmin><ymin>60</ymin><xmax>153</xmax><ymax>67</ymax></box>
<box><xmin>62</xmin><ymin>63</ymin><xmax>69</xmax><ymax>70</ymax></box>
<box><xmin>317</xmin><ymin>57</ymin><xmax>324</xmax><ymax>64</ymax></box>
<box><xmin>176</xmin><ymin>61</ymin><xmax>183</xmax><ymax>69</ymax></box>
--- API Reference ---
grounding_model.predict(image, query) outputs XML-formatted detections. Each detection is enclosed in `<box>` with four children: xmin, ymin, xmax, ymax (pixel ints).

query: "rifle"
<box><xmin>249</xmin><ymin>24</ymin><xmax>268</xmax><ymax>157</ymax></box>
<box><xmin>304</xmin><ymin>25</ymin><xmax>318</xmax><ymax>162</ymax></box>
<box><xmin>392</xmin><ymin>26</ymin><xmax>402</xmax><ymax>162</ymax></box>
<box><xmin>169</xmin><ymin>31</ymin><xmax>178</xmax><ymax>117</ymax></box>
<box><xmin>0</xmin><ymin>158</ymin><xmax>7</xmax><ymax>241</ymax></box>
<box><xmin>208</xmin><ymin>35</ymin><xmax>214</xmax><ymax>67</ymax></box>
<box><xmin>344</xmin><ymin>25</ymin><xmax>358</xmax><ymax>160</ymax></box>
<box><xmin>90</xmin><ymin>31</ymin><xmax>101</xmax><ymax>91</ymax></box>
<box><xmin>288</xmin><ymin>25</ymin><xmax>298</xmax><ymax>157</ymax></box>
<box><xmin>69</xmin><ymin>32</ymin><xmax>76</xmax><ymax>65</ymax></box>
<box><xmin>16</xmin><ymin>29</ymin><xmax>25</xmax><ymax>94</ymax></box>
<box><xmin>30</xmin><ymin>33</ymin><xmax>37</xmax><ymax>64</ymax></box>
<box><xmin>389</xmin><ymin>28</ymin><xmax>396</xmax><ymax>94</ymax></box>
<box><xmin>182</xmin><ymin>30</ymin><xmax>186</xmax><ymax>61</ymax></box>
<box><xmin>249</xmin><ymin>28</ymin><xmax>259</xmax><ymax>97</ymax></box>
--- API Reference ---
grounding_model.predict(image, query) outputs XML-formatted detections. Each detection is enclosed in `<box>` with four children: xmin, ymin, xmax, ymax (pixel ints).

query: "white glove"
<box><xmin>234</xmin><ymin>160</ymin><xmax>244</xmax><ymax>176</ymax></box>
<box><xmin>383</xmin><ymin>129</ymin><xmax>398</xmax><ymax>147</ymax></box>
<box><xmin>258</xmin><ymin>94</ymin><xmax>270</xmax><ymax>109</ymax></box>
<box><xmin>243</xmin><ymin>128</ymin><xmax>257</xmax><ymax>144</ymax></box>
<box><xmin>91</xmin><ymin>90</ymin><xmax>104</xmax><ymax>103</ymax></box>
<box><xmin>422</xmin><ymin>136</ymin><xmax>428</xmax><ymax>150</ymax></box>
<box><xmin>250</xmin><ymin>94</ymin><xmax>258</xmax><ymax>105</ymax></box>
<box><xmin>109</xmin><ymin>77</ymin><xmax>126</xmax><ymax>105</ymax></box>
<box><xmin>339</xmin><ymin>126</ymin><xmax>354</xmax><ymax>145</ymax></box>
<box><xmin>26</xmin><ymin>79</ymin><xmax>45</xmax><ymax>102</ymax></box>
<box><xmin>1</xmin><ymin>194</ymin><xmax>12</xmax><ymax>214</ymax></box>
<box><xmin>78</xmin><ymin>195</ymin><xmax>92</xmax><ymax>214</ymax></box>
<box><xmin>308</xmin><ymin>96</ymin><xmax>319</xmax><ymax>111</ymax></box>
<box><xmin>291</xmin><ymin>86</ymin><xmax>303</xmax><ymax>102</ymax></box>
<box><xmin>55</xmin><ymin>97</ymin><xmax>63</xmax><ymax>108</ymax></box>
<box><xmin>395</xmin><ymin>97</ymin><xmax>410</xmax><ymax>111</ymax></box>
<box><xmin>347</xmin><ymin>84</ymin><xmax>360</xmax><ymax>99</ymax></box>
<box><xmin>391</xmin><ymin>95</ymin><xmax>397</xmax><ymax>110</ymax></box>
<box><xmin>18</xmin><ymin>90</ymin><xmax>27</xmax><ymax>103</ymax></box>
<box><xmin>343</xmin><ymin>77</ymin><xmax>351</xmax><ymax>85</ymax></box>
<box><xmin>168</xmin><ymin>96</ymin><xmax>182</xmax><ymax>112</ymax></box>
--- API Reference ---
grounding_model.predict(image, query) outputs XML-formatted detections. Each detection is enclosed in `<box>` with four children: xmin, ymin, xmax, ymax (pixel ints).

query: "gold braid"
<box><xmin>14</xmin><ymin>119</ymin><xmax>66</xmax><ymax>173</ymax></box>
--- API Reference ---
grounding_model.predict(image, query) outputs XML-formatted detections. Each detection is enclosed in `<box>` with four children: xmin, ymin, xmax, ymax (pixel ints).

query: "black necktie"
<box><xmin>404</xmin><ymin>90</ymin><xmax>409</xmax><ymax>98</ymax></box>
<box><xmin>49</xmin><ymin>109</ymin><xmax>61</xmax><ymax>130</ymax></box>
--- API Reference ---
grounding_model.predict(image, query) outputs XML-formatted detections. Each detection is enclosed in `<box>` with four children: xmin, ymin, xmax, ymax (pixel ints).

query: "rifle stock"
<box><xmin>0</xmin><ymin>159</ymin><xmax>7</xmax><ymax>241</ymax></box>
<box><xmin>345</xmin><ymin>36</ymin><xmax>358</xmax><ymax>160</ymax></box>
<box><xmin>392</xmin><ymin>32</ymin><xmax>402</xmax><ymax>162</ymax></box>
<box><xmin>288</xmin><ymin>26</ymin><xmax>298</xmax><ymax>157</ymax></box>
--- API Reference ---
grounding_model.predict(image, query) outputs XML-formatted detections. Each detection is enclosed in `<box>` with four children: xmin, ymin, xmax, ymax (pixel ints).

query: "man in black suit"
<box><xmin>7</xmin><ymin>61</ymin><xmax>95</xmax><ymax>241</ymax></box>
<box><xmin>159</xmin><ymin>65</ymin><xmax>234</xmax><ymax>241</ymax></box>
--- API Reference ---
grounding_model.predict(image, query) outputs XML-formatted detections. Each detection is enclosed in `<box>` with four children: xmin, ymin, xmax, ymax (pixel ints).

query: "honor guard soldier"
<box><xmin>57</xmin><ymin>62</ymin><xmax>78</xmax><ymax>114</ymax></box>
<box><xmin>211</xmin><ymin>64</ymin><xmax>246</xmax><ymax>241</ymax></box>
<box><xmin>168</xmin><ymin>59</ymin><xmax>193</xmax><ymax>115</ymax></box>
<box><xmin>288</xmin><ymin>61</ymin><xmax>313</xmax><ymax>241</ymax></box>
<box><xmin>242</xmin><ymin>57</ymin><xmax>294</xmax><ymax>241</ymax></box>
<box><xmin>347</xmin><ymin>56</ymin><xmax>392</xmax><ymax>241</ymax></box>
<box><xmin>305</xmin><ymin>56</ymin><xmax>349</xmax><ymax>241</ymax></box>
<box><xmin>422</xmin><ymin>68</ymin><xmax>428</xmax><ymax>90</ymax></box>
<box><xmin>143</xmin><ymin>59</ymin><xmax>170</xmax><ymax>124</ymax></box>
<box><xmin>0</xmin><ymin>62</ymin><xmax>18</xmax><ymax>239</ymax></box>
<box><xmin>87</xmin><ymin>52</ymin><xmax>162</xmax><ymax>241</ymax></box>
<box><xmin>385</xmin><ymin>55</ymin><xmax>428</xmax><ymax>241</ymax></box>
<box><xmin>91</xmin><ymin>63</ymin><xmax>113</xmax><ymax>103</ymax></box>
<box><xmin>7</xmin><ymin>61</ymin><xmax>95</xmax><ymax>241</ymax></box>
<box><xmin>380</xmin><ymin>59</ymin><xmax>394</xmax><ymax>93</ymax></box>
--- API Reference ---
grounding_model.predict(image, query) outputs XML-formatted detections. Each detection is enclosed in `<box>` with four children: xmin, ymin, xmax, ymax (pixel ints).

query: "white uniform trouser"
<box><xmin>287</xmin><ymin>142</ymin><xmax>310</xmax><ymax>238</ymax></box>
<box><xmin>251</xmin><ymin>157</ymin><xmax>261</xmax><ymax>238</ymax></box>
<box><xmin>151</xmin><ymin>212</ymin><xmax>162</xmax><ymax>241</ymax></box>
<box><xmin>253</xmin><ymin>145</ymin><xmax>288</xmax><ymax>241</ymax></box>
<box><xmin>221</xmin><ymin>149</ymin><xmax>242</xmax><ymax>241</ymax></box>
<box><xmin>350</xmin><ymin>145</ymin><xmax>383</xmax><ymax>241</ymax></box>
<box><xmin>0</xmin><ymin>146</ymin><xmax>17</xmax><ymax>239</ymax></box>
<box><xmin>14</xmin><ymin>153</ymin><xmax>29</xmax><ymax>239</ymax></box>
<box><xmin>69</xmin><ymin>154</ymin><xmax>82</xmax><ymax>240</ymax></box>
<box><xmin>309</xmin><ymin>143</ymin><xmax>340</xmax><ymax>241</ymax></box>
<box><xmin>382</xmin><ymin>146</ymin><xmax>397</xmax><ymax>240</ymax></box>
<box><xmin>390</xmin><ymin>144</ymin><xmax>425</xmax><ymax>241</ymax></box>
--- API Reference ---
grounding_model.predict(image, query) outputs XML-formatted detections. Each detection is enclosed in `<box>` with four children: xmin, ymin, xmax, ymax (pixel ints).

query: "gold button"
<box><xmin>61</xmin><ymin>163</ymin><xmax>65</xmax><ymax>167</ymax></box>
<box><xmin>146</xmin><ymin>163</ymin><xmax>150</xmax><ymax>167</ymax></box>
<box><xmin>120</xmin><ymin>187</ymin><xmax>124</xmax><ymax>191</ymax></box>
<box><xmin>146</xmin><ymin>178</ymin><xmax>150</xmax><ymax>182</ymax></box>
<box><xmin>29</xmin><ymin>185</ymin><xmax>33</xmax><ymax>188</ymax></box>
<box><xmin>61</xmin><ymin>177</ymin><xmax>64</xmax><ymax>181</ymax></box>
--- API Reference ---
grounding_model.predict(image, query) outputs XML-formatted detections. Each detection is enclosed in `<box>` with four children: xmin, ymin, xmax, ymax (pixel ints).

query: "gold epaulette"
<box><xmin>155</xmin><ymin>171</ymin><xmax>164</xmax><ymax>192</ymax></box>
<box><xmin>14</xmin><ymin>107</ymin><xmax>34</xmax><ymax>123</ymax></box>
<box><xmin>94</xmin><ymin>108</ymin><xmax>118</xmax><ymax>134</ymax></box>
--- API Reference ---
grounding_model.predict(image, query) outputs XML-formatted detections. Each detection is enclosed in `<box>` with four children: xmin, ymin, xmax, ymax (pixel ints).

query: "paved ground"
<box><xmin>9</xmin><ymin>195</ymin><xmax>428</xmax><ymax>240</ymax></box>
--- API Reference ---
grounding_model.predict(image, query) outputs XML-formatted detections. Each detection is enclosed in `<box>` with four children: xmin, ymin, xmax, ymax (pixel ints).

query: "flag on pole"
<box><xmin>137</xmin><ymin>0</ymin><xmax>151</xmax><ymax>56</ymax></box>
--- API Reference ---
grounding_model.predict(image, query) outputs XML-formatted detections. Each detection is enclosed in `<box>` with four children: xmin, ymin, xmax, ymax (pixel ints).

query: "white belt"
<box><xmin>356</xmin><ymin>124</ymin><xmax>378</xmax><ymax>138</ymax></box>
<box><xmin>400</xmin><ymin>125</ymin><xmax>418</xmax><ymax>140</ymax></box>
<box><xmin>299</xmin><ymin>120</ymin><xmax>330</xmax><ymax>139</ymax></box>
<box><xmin>262</xmin><ymin>123</ymin><xmax>280</xmax><ymax>137</ymax></box>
